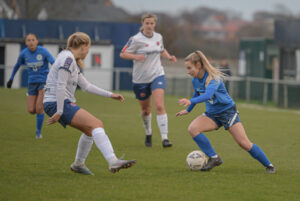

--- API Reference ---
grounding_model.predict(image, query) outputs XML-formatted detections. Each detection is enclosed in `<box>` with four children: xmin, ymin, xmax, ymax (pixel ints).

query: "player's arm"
<box><xmin>186</xmin><ymin>91</ymin><xmax>200</xmax><ymax>112</ymax></box>
<box><xmin>120</xmin><ymin>51</ymin><xmax>145</xmax><ymax>62</ymax></box>
<box><xmin>77</xmin><ymin>73</ymin><xmax>124</xmax><ymax>102</ymax></box>
<box><xmin>176</xmin><ymin>91</ymin><xmax>199</xmax><ymax>116</ymax></box>
<box><xmin>120</xmin><ymin>37</ymin><xmax>145</xmax><ymax>62</ymax></box>
<box><xmin>160</xmin><ymin>36</ymin><xmax>176</xmax><ymax>62</ymax></box>
<box><xmin>44</xmin><ymin>48</ymin><xmax>55</xmax><ymax>65</ymax></box>
<box><xmin>161</xmin><ymin>49</ymin><xmax>176</xmax><ymax>63</ymax></box>
<box><xmin>47</xmin><ymin>58</ymin><xmax>73</xmax><ymax>125</ymax></box>
<box><xmin>189</xmin><ymin>80</ymin><xmax>219</xmax><ymax>105</ymax></box>
<box><xmin>47</xmin><ymin>68</ymin><xmax>70</xmax><ymax>125</ymax></box>
<box><xmin>7</xmin><ymin>54</ymin><xmax>24</xmax><ymax>88</ymax></box>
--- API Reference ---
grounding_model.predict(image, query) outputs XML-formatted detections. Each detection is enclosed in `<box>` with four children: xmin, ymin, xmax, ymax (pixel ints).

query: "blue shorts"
<box><xmin>133</xmin><ymin>75</ymin><xmax>166</xmax><ymax>100</ymax></box>
<box><xmin>27</xmin><ymin>83</ymin><xmax>45</xmax><ymax>96</ymax></box>
<box><xmin>44</xmin><ymin>99</ymin><xmax>81</xmax><ymax>128</ymax></box>
<box><xmin>204</xmin><ymin>105</ymin><xmax>240</xmax><ymax>130</ymax></box>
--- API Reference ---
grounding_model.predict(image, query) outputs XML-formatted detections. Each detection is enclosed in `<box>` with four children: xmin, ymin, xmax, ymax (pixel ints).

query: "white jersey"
<box><xmin>44</xmin><ymin>50</ymin><xmax>79</xmax><ymax>103</ymax></box>
<box><xmin>122</xmin><ymin>31</ymin><xmax>165</xmax><ymax>83</ymax></box>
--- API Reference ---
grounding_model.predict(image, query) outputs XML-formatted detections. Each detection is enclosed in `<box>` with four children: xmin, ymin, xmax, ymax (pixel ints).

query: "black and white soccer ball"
<box><xmin>186</xmin><ymin>150</ymin><xmax>207</xmax><ymax>171</ymax></box>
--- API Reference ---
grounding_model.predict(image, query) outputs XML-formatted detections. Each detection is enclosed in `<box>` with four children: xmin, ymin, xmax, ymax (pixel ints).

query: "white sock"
<box><xmin>142</xmin><ymin>113</ymin><xmax>152</xmax><ymax>136</ymax></box>
<box><xmin>92</xmin><ymin>127</ymin><xmax>118</xmax><ymax>164</ymax></box>
<box><xmin>74</xmin><ymin>134</ymin><xmax>93</xmax><ymax>166</ymax></box>
<box><xmin>156</xmin><ymin>114</ymin><xmax>168</xmax><ymax>140</ymax></box>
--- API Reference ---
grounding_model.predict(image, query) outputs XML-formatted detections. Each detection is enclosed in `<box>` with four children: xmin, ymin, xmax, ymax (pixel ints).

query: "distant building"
<box><xmin>194</xmin><ymin>14</ymin><xmax>248</xmax><ymax>41</ymax></box>
<box><xmin>1</xmin><ymin>0</ymin><xmax>131</xmax><ymax>22</ymax></box>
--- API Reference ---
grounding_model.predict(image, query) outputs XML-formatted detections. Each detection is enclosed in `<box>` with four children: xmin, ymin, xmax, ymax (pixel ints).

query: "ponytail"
<box><xmin>185</xmin><ymin>50</ymin><xmax>225</xmax><ymax>86</ymax></box>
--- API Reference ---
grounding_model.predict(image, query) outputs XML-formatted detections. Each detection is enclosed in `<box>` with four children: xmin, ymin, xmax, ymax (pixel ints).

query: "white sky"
<box><xmin>112</xmin><ymin>0</ymin><xmax>300</xmax><ymax>20</ymax></box>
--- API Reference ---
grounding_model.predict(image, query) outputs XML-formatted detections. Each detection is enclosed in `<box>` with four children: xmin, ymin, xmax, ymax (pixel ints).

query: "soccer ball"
<box><xmin>186</xmin><ymin>150</ymin><xmax>207</xmax><ymax>171</ymax></box>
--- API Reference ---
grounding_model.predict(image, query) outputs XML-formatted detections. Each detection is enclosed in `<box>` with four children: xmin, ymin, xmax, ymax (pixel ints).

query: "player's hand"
<box><xmin>169</xmin><ymin>55</ymin><xmax>177</xmax><ymax>63</ymax></box>
<box><xmin>176</xmin><ymin>110</ymin><xmax>189</xmax><ymax>117</ymax></box>
<box><xmin>135</xmin><ymin>54</ymin><xmax>146</xmax><ymax>62</ymax></box>
<box><xmin>179</xmin><ymin>98</ymin><xmax>191</xmax><ymax>107</ymax></box>
<box><xmin>47</xmin><ymin>113</ymin><xmax>61</xmax><ymax>125</ymax></box>
<box><xmin>6</xmin><ymin>80</ymin><xmax>13</xmax><ymax>88</ymax></box>
<box><xmin>111</xmin><ymin>93</ymin><xmax>125</xmax><ymax>102</ymax></box>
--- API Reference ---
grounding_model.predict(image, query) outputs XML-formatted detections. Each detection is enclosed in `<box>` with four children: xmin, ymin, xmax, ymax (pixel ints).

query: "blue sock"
<box><xmin>193</xmin><ymin>133</ymin><xmax>216</xmax><ymax>157</ymax></box>
<box><xmin>248</xmin><ymin>144</ymin><xmax>271</xmax><ymax>167</ymax></box>
<box><xmin>36</xmin><ymin>113</ymin><xmax>45</xmax><ymax>134</ymax></box>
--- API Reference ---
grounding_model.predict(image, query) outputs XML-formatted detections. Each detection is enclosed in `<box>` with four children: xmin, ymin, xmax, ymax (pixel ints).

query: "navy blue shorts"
<box><xmin>133</xmin><ymin>75</ymin><xmax>166</xmax><ymax>100</ymax></box>
<box><xmin>204</xmin><ymin>105</ymin><xmax>240</xmax><ymax>130</ymax></box>
<box><xmin>27</xmin><ymin>83</ymin><xmax>45</xmax><ymax>96</ymax></box>
<box><xmin>44</xmin><ymin>99</ymin><xmax>81</xmax><ymax>128</ymax></box>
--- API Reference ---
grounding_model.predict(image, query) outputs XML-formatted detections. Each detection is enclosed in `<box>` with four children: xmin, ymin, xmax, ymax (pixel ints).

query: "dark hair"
<box><xmin>25</xmin><ymin>33</ymin><xmax>38</xmax><ymax>40</ymax></box>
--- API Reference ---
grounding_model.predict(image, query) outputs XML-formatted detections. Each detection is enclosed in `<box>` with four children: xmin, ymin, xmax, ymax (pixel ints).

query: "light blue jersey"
<box><xmin>10</xmin><ymin>46</ymin><xmax>55</xmax><ymax>84</ymax></box>
<box><xmin>187</xmin><ymin>72</ymin><xmax>235</xmax><ymax>114</ymax></box>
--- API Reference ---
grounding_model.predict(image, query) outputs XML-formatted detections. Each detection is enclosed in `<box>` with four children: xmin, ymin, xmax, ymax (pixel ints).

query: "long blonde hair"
<box><xmin>185</xmin><ymin>50</ymin><xmax>224</xmax><ymax>86</ymax></box>
<box><xmin>67</xmin><ymin>32</ymin><xmax>91</xmax><ymax>68</ymax></box>
<box><xmin>140</xmin><ymin>13</ymin><xmax>157</xmax><ymax>31</ymax></box>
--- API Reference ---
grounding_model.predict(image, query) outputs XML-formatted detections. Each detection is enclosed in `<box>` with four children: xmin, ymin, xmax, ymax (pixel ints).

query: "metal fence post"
<box><xmin>246</xmin><ymin>77</ymin><xmax>251</xmax><ymax>103</ymax></box>
<box><xmin>115</xmin><ymin>69</ymin><xmax>120</xmax><ymax>91</ymax></box>
<box><xmin>283</xmin><ymin>84</ymin><xmax>288</xmax><ymax>108</ymax></box>
<box><xmin>263</xmin><ymin>82</ymin><xmax>268</xmax><ymax>105</ymax></box>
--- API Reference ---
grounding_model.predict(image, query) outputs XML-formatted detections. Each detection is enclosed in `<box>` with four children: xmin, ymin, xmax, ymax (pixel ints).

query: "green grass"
<box><xmin>1</xmin><ymin>88</ymin><xmax>300</xmax><ymax>201</ymax></box>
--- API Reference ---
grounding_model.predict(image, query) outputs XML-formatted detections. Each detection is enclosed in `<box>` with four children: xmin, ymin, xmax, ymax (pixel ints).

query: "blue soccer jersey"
<box><xmin>187</xmin><ymin>72</ymin><xmax>235</xmax><ymax>114</ymax></box>
<box><xmin>10</xmin><ymin>46</ymin><xmax>55</xmax><ymax>84</ymax></box>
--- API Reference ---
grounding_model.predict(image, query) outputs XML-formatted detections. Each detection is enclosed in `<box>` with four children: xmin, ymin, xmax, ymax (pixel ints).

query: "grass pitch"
<box><xmin>1</xmin><ymin>88</ymin><xmax>300</xmax><ymax>201</ymax></box>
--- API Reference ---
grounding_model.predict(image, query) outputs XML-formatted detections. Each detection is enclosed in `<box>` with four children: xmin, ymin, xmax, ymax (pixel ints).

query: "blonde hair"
<box><xmin>67</xmin><ymin>32</ymin><xmax>91</xmax><ymax>68</ymax></box>
<box><xmin>185</xmin><ymin>50</ymin><xmax>225</xmax><ymax>86</ymax></box>
<box><xmin>140</xmin><ymin>13</ymin><xmax>157</xmax><ymax>31</ymax></box>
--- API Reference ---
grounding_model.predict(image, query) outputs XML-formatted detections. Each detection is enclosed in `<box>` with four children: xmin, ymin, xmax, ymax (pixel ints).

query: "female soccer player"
<box><xmin>6</xmin><ymin>33</ymin><xmax>55</xmax><ymax>138</ymax></box>
<box><xmin>43</xmin><ymin>32</ymin><xmax>136</xmax><ymax>175</ymax></box>
<box><xmin>120</xmin><ymin>13</ymin><xmax>177</xmax><ymax>148</ymax></box>
<box><xmin>176</xmin><ymin>50</ymin><xmax>276</xmax><ymax>173</ymax></box>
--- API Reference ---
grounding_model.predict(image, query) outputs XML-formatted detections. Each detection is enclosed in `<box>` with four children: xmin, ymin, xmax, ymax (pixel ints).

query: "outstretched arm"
<box><xmin>77</xmin><ymin>73</ymin><xmax>124</xmax><ymax>102</ymax></box>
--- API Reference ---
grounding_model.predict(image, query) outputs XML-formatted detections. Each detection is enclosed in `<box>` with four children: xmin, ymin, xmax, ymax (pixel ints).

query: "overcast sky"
<box><xmin>112</xmin><ymin>0</ymin><xmax>300</xmax><ymax>20</ymax></box>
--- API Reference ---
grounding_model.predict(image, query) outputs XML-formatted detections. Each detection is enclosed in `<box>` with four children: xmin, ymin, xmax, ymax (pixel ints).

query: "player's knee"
<box><xmin>86</xmin><ymin>120</ymin><xmax>103</xmax><ymax>136</ymax></box>
<box><xmin>28</xmin><ymin>108</ymin><xmax>36</xmax><ymax>114</ymax></box>
<box><xmin>237</xmin><ymin>140</ymin><xmax>252</xmax><ymax>151</ymax></box>
<box><xmin>36</xmin><ymin>106</ymin><xmax>44</xmax><ymax>114</ymax></box>
<box><xmin>155</xmin><ymin>105</ymin><xmax>165</xmax><ymax>114</ymax></box>
<box><xmin>142</xmin><ymin>110</ymin><xmax>151</xmax><ymax>116</ymax></box>
<box><xmin>94</xmin><ymin>119</ymin><xmax>103</xmax><ymax>128</ymax></box>
<box><xmin>188</xmin><ymin>125</ymin><xmax>198</xmax><ymax>137</ymax></box>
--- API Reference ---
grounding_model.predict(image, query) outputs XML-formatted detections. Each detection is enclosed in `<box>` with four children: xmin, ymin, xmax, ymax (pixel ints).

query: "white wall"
<box><xmin>83</xmin><ymin>45</ymin><xmax>114</xmax><ymax>90</ymax></box>
<box><xmin>43</xmin><ymin>44</ymin><xmax>59</xmax><ymax>58</ymax></box>
<box><xmin>5</xmin><ymin>43</ymin><xmax>21</xmax><ymax>88</ymax></box>
<box><xmin>3</xmin><ymin>43</ymin><xmax>114</xmax><ymax>90</ymax></box>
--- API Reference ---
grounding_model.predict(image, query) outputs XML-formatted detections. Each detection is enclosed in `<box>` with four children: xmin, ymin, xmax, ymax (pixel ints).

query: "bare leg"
<box><xmin>187</xmin><ymin>115</ymin><xmax>223</xmax><ymax>171</ymax></box>
<box><xmin>27</xmin><ymin>95</ymin><xmax>37</xmax><ymax>114</ymax></box>
<box><xmin>228</xmin><ymin>122</ymin><xmax>253</xmax><ymax>151</ymax></box>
